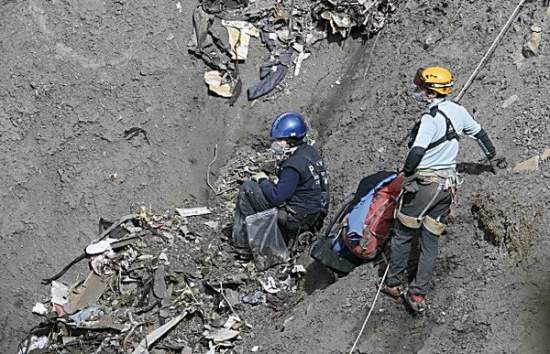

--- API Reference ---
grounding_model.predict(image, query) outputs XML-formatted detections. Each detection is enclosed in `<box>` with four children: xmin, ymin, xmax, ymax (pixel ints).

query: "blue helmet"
<box><xmin>270</xmin><ymin>112</ymin><xmax>307</xmax><ymax>139</ymax></box>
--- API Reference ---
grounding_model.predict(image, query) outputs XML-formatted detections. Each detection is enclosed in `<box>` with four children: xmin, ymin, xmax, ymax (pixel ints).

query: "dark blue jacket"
<box><xmin>260</xmin><ymin>144</ymin><xmax>329</xmax><ymax>217</ymax></box>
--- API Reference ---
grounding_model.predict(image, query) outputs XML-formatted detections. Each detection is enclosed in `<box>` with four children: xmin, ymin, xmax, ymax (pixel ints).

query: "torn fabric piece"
<box><xmin>260</xmin><ymin>30</ymin><xmax>277</xmax><ymax>52</ymax></box>
<box><xmin>221</xmin><ymin>20</ymin><xmax>259</xmax><ymax>60</ymax></box>
<box><xmin>247</xmin><ymin>51</ymin><xmax>293</xmax><ymax>100</ymax></box>
<box><xmin>191</xmin><ymin>6</ymin><xmax>212</xmax><ymax>50</ymax></box>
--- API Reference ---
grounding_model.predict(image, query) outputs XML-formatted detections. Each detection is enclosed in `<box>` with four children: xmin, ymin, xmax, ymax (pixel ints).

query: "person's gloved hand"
<box><xmin>260</xmin><ymin>160</ymin><xmax>278</xmax><ymax>175</ymax></box>
<box><xmin>252</xmin><ymin>172</ymin><xmax>269</xmax><ymax>183</ymax></box>
<box><xmin>488</xmin><ymin>154</ymin><xmax>507</xmax><ymax>169</ymax></box>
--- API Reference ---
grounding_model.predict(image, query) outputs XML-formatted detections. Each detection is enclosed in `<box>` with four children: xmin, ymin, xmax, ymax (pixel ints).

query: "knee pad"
<box><xmin>423</xmin><ymin>215</ymin><xmax>446</xmax><ymax>236</ymax></box>
<box><xmin>397</xmin><ymin>211</ymin><xmax>422</xmax><ymax>229</ymax></box>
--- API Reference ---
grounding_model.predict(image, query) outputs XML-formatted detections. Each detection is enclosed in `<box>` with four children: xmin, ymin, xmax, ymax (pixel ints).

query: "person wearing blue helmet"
<box><xmin>232</xmin><ymin>111</ymin><xmax>330</xmax><ymax>250</ymax></box>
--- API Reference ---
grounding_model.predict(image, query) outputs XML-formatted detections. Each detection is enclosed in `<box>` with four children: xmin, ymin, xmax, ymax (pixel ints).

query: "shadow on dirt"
<box><xmin>457</xmin><ymin>162</ymin><xmax>495</xmax><ymax>175</ymax></box>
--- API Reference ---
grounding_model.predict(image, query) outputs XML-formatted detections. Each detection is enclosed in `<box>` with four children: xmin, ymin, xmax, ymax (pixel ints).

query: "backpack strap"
<box><xmin>425</xmin><ymin>106</ymin><xmax>460</xmax><ymax>151</ymax></box>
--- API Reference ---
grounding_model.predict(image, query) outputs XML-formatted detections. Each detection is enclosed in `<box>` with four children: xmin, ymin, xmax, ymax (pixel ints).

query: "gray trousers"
<box><xmin>386</xmin><ymin>182</ymin><xmax>451</xmax><ymax>295</ymax></box>
<box><xmin>231</xmin><ymin>181</ymin><xmax>319</xmax><ymax>248</ymax></box>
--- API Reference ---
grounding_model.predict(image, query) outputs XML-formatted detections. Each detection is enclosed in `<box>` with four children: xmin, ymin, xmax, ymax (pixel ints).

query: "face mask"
<box><xmin>412</xmin><ymin>91</ymin><xmax>427</xmax><ymax>103</ymax></box>
<box><xmin>270</xmin><ymin>141</ymin><xmax>286</xmax><ymax>157</ymax></box>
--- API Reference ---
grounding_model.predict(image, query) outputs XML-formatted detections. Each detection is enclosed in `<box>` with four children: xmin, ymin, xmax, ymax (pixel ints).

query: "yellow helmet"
<box><xmin>414</xmin><ymin>66</ymin><xmax>454</xmax><ymax>96</ymax></box>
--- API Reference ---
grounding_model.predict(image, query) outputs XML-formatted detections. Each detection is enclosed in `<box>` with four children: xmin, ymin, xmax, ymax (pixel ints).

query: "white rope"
<box><xmin>348</xmin><ymin>263</ymin><xmax>390</xmax><ymax>354</ymax></box>
<box><xmin>455</xmin><ymin>0</ymin><xmax>527</xmax><ymax>102</ymax></box>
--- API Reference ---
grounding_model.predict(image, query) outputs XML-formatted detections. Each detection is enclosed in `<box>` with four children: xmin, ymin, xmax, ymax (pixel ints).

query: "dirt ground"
<box><xmin>1</xmin><ymin>0</ymin><xmax>549</xmax><ymax>353</ymax></box>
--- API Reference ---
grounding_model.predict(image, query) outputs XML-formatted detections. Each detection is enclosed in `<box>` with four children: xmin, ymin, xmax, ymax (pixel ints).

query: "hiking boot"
<box><xmin>404</xmin><ymin>292</ymin><xmax>426</xmax><ymax>313</ymax></box>
<box><xmin>380</xmin><ymin>283</ymin><xmax>402</xmax><ymax>299</ymax></box>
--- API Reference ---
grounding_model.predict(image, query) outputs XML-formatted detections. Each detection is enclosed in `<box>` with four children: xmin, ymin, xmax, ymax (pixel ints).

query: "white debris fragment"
<box><xmin>176</xmin><ymin>207</ymin><xmax>212</xmax><ymax>217</ymax></box>
<box><xmin>132</xmin><ymin>312</ymin><xmax>187</xmax><ymax>354</ymax></box>
<box><xmin>259</xmin><ymin>276</ymin><xmax>281</xmax><ymax>294</ymax></box>
<box><xmin>206</xmin><ymin>328</ymin><xmax>240</xmax><ymax>343</ymax></box>
<box><xmin>291</xmin><ymin>264</ymin><xmax>306</xmax><ymax>274</ymax></box>
<box><xmin>51</xmin><ymin>281</ymin><xmax>69</xmax><ymax>305</ymax></box>
<box><xmin>204</xmin><ymin>220</ymin><xmax>219</xmax><ymax>229</ymax></box>
<box><xmin>85</xmin><ymin>238</ymin><xmax>116</xmax><ymax>255</ymax></box>
<box><xmin>32</xmin><ymin>302</ymin><xmax>48</xmax><ymax>316</ymax></box>
<box><xmin>223</xmin><ymin>314</ymin><xmax>241</xmax><ymax>329</ymax></box>
<box><xmin>501</xmin><ymin>94</ymin><xmax>519</xmax><ymax>108</ymax></box>
<box><xmin>158</xmin><ymin>251</ymin><xmax>169</xmax><ymax>264</ymax></box>
<box><xmin>294</xmin><ymin>51</ymin><xmax>311</xmax><ymax>77</ymax></box>
<box><xmin>18</xmin><ymin>336</ymin><xmax>49</xmax><ymax>354</ymax></box>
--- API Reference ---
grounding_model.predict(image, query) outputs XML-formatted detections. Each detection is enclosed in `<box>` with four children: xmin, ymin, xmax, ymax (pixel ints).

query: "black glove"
<box><xmin>491</xmin><ymin>156</ymin><xmax>508</xmax><ymax>169</ymax></box>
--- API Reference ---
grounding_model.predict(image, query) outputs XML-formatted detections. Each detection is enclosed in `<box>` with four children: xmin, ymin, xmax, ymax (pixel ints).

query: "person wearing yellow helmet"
<box><xmin>381</xmin><ymin>66</ymin><xmax>498</xmax><ymax>313</ymax></box>
<box><xmin>413</xmin><ymin>66</ymin><xmax>455</xmax><ymax>97</ymax></box>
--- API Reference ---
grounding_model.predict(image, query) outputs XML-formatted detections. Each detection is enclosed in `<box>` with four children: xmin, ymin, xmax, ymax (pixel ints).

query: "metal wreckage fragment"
<box><xmin>21</xmin><ymin>145</ymin><xmax>314</xmax><ymax>353</ymax></box>
<box><xmin>188</xmin><ymin>0</ymin><xmax>396</xmax><ymax>102</ymax></box>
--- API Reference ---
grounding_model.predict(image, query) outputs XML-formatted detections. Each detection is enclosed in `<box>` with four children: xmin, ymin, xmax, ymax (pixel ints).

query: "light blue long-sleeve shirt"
<box><xmin>413</xmin><ymin>99</ymin><xmax>482</xmax><ymax>170</ymax></box>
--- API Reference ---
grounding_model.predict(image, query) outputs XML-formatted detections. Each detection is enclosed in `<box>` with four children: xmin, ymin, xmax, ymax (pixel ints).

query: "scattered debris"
<box><xmin>294</xmin><ymin>49</ymin><xmax>311</xmax><ymax>76</ymax></box>
<box><xmin>314</xmin><ymin>0</ymin><xmax>396</xmax><ymax>38</ymax></box>
<box><xmin>68</xmin><ymin>306</ymin><xmax>105</xmax><ymax>325</ymax></box>
<box><xmin>132</xmin><ymin>312</ymin><xmax>188</xmax><ymax>354</ymax></box>
<box><xmin>24</xmin><ymin>145</ymin><xmax>315</xmax><ymax>353</ymax></box>
<box><xmin>513</xmin><ymin>148</ymin><xmax>550</xmax><ymax>173</ymax></box>
<box><xmin>204</xmin><ymin>220</ymin><xmax>220</xmax><ymax>229</ymax></box>
<box><xmin>204</xmin><ymin>70</ymin><xmax>236</xmax><ymax>98</ymax></box>
<box><xmin>222</xmin><ymin>20</ymin><xmax>259</xmax><ymax>60</ymax></box>
<box><xmin>223</xmin><ymin>289</ymin><xmax>241</xmax><ymax>308</ymax></box>
<box><xmin>291</xmin><ymin>264</ymin><xmax>306</xmax><ymax>275</ymax></box>
<box><xmin>224</xmin><ymin>314</ymin><xmax>241</xmax><ymax>329</ymax></box>
<box><xmin>259</xmin><ymin>276</ymin><xmax>282</xmax><ymax>294</ymax></box>
<box><xmin>247</xmin><ymin>50</ymin><xmax>293</xmax><ymax>100</ymax></box>
<box><xmin>523</xmin><ymin>25</ymin><xmax>542</xmax><ymax>58</ymax></box>
<box><xmin>50</xmin><ymin>281</ymin><xmax>69</xmax><ymax>310</ymax></box>
<box><xmin>86</xmin><ymin>238</ymin><xmax>116</xmax><ymax>255</ymax></box>
<box><xmin>32</xmin><ymin>302</ymin><xmax>48</xmax><ymax>316</ymax></box>
<box><xmin>176</xmin><ymin>207</ymin><xmax>212</xmax><ymax>217</ymax></box>
<box><xmin>189</xmin><ymin>0</ymin><xmax>396</xmax><ymax>101</ymax></box>
<box><xmin>240</xmin><ymin>290</ymin><xmax>264</xmax><ymax>305</ymax></box>
<box><xmin>110</xmin><ymin>172</ymin><xmax>124</xmax><ymax>185</ymax></box>
<box><xmin>124</xmin><ymin>127</ymin><xmax>151</xmax><ymax>145</ymax></box>
<box><xmin>266</xmin><ymin>291</ymin><xmax>289</xmax><ymax>311</ymax></box>
<box><xmin>18</xmin><ymin>335</ymin><xmax>48</xmax><ymax>354</ymax></box>
<box><xmin>205</xmin><ymin>327</ymin><xmax>240</xmax><ymax>343</ymax></box>
<box><xmin>501</xmin><ymin>94</ymin><xmax>519</xmax><ymax>108</ymax></box>
<box><xmin>513</xmin><ymin>155</ymin><xmax>540</xmax><ymax>173</ymax></box>
<box><xmin>154</xmin><ymin>264</ymin><xmax>168</xmax><ymax>299</ymax></box>
<box><xmin>69</xmin><ymin>272</ymin><xmax>111</xmax><ymax>312</ymax></box>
